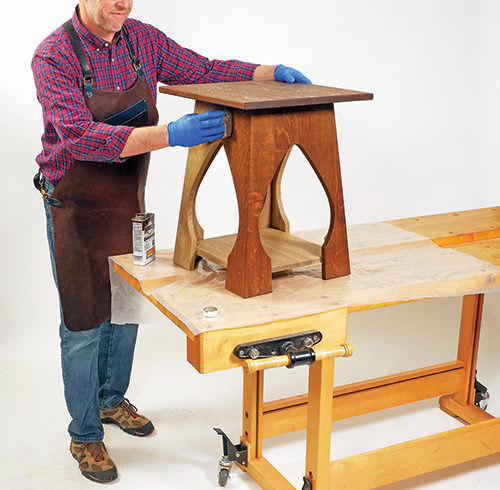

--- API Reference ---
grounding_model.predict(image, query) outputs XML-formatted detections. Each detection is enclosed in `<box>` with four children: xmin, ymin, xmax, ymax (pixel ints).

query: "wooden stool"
<box><xmin>160</xmin><ymin>81</ymin><xmax>373</xmax><ymax>298</ymax></box>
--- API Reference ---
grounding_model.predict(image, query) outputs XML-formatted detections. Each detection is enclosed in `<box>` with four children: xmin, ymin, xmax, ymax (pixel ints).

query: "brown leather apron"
<box><xmin>50</xmin><ymin>20</ymin><xmax>159</xmax><ymax>331</ymax></box>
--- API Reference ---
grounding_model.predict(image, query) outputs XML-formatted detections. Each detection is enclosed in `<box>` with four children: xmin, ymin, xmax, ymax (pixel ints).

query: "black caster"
<box><xmin>475</xmin><ymin>376</ymin><xmax>490</xmax><ymax>411</ymax></box>
<box><xmin>214</xmin><ymin>428</ymin><xmax>248</xmax><ymax>487</ymax></box>
<box><xmin>218</xmin><ymin>466</ymin><xmax>230</xmax><ymax>487</ymax></box>
<box><xmin>217</xmin><ymin>454</ymin><xmax>232</xmax><ymax>487</ymax></box>
<box><xmin>302</xmin><ymin>476</ymin><xmax>312</xmax><ymax>489</ymax></box>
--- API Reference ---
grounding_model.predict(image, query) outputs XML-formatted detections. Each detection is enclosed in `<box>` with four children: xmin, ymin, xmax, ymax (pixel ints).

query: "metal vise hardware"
<box><xmin>234</xmin><ymin>331</ymin><xmax>323</xmax><ymax>360</ymax></box>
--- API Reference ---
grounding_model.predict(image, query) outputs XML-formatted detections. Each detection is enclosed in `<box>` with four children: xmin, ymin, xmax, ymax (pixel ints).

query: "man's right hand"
<box><xmin>167</xmin><ymin>110</ymin><xmax>226</xmax><ymax>147</ymax></box>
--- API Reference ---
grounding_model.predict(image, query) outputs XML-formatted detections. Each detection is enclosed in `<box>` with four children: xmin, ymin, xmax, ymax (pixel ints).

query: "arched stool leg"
<box><xmin>224</xmin><ymin>111</ymin><xmax>286</xmax><ymax>297</ymax></box>
<box><xmin>173</xmin><ymin>103</ymin><xmax>225</xmax><ymax>269</ymax></box>
<box><xmin>297</xmin><ymin>105</ymin><xmax>350</xmax><ymax>279</ymax></box>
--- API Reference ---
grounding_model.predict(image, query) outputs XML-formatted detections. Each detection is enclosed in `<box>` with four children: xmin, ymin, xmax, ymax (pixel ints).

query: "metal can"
<box><xmin>132</xmin><ymin>213</ymin><xmax>155</xmax><ymax>266</ymax></box>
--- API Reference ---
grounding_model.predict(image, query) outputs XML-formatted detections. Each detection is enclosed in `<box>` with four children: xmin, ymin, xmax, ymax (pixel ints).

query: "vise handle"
<box><xmin>243</xmin><ymin>344</ymin><xmax>353</xmax><ymax>374</ymax></box>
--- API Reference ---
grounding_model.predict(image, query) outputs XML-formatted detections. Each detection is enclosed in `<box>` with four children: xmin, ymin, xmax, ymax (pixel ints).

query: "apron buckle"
<box><xmin>83</xmin><ymin>75</ymin><xmax>93</xmax><ymax>99</ymax></box>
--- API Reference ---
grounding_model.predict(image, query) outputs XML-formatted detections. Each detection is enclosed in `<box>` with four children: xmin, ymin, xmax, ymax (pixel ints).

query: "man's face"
<box><xmin>81</xmin><ymin>0</ymin><xmax>133</xmax><ymax>36</ymax></box>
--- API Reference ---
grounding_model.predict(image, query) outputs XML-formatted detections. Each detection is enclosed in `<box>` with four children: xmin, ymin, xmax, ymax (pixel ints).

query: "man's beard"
<box><xmin>86</xmin><ymin>6</ymin><xmax>128</xmax><ymax>35</ymax></box>
<box><xmin>97</xmin><ymin>14</ymin><xmax>125</xmax><ymax>34</ymax></box>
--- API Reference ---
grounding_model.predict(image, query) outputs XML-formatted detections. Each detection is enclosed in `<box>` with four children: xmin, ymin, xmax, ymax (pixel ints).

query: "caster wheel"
<box><xmin>218</xmin><ymin>468</ymin><xmax>230</xmax><ymax>487</ymax></box>
<box><xmin>474</xmin><ymin>377</ymin><xmax>490</xmax><ymax>410</ymax></box>
<box><xmin>477</xmin><ymin>391</ymin><xmax>490</xmax><ymax>411</ymax></box>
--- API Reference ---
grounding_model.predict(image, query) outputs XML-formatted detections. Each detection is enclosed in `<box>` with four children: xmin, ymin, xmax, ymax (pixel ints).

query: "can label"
<box><xmin>132</xmin><ymin>213</ymin><xmax>155</xmax><ymax>266</ymax></box>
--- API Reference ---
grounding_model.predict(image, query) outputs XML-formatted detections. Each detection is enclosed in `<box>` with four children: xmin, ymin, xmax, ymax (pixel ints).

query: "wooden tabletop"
<box><xmin>110</xmin><ymin>207</ymin><xmax>500</xmax><ymax>339</ymax></box>
<box><xmin>159</xmin><ymin>80</ymin><xmax>373</xmax><ymax>110</ymax></box>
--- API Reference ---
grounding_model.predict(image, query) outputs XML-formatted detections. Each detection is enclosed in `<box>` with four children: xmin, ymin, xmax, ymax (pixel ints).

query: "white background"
<box><xmin>1</xmin><ymin>1</ymin><xmax>499</xmax><ymax>489</ymax></box>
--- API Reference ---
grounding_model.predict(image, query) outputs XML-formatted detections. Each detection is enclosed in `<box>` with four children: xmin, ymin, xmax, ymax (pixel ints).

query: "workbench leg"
<box><xmin>305</xmin><ymin>357</ymin><xmax>335</xmax><ymax>489</ymax></box>
<box><xmin>439</xmin><ymin>294</ymin><xmax>493</xmax><ymax>423</ymax></box>
<box><xmin>242</xmin><ymin>369</ymin><xmax>264</xmax><ymax>462</ymax></box>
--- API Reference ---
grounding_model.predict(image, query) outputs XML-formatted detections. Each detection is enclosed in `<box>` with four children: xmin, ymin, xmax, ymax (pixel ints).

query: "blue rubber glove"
<box><xmin>168</xmin><ymin>110</ymin><xmax>226</xmax><ymax>147</ymax></box>
<box><xmin>274</xmin><ymin>64</ymin><xmax>312</xmax><ymax>84</ymax></box>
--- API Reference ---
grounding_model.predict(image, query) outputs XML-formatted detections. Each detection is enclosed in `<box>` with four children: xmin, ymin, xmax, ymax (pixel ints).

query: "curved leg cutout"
<box><xmin>297</xmin><ymin>128</ymin><xmax>350</xmax><ymax>279</ymax></box>
<box><xmin>174</xmin><ymin>138</ymin><xmax>223</xmax><ymax>269</ymax></box>
<box><xmin>225</xmin><ymin>125</ymin><xmax>289</xmax><ymax>297</ymax></box>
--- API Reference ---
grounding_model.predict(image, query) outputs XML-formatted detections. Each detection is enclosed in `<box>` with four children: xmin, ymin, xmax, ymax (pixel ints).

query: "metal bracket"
<box><xmin>234</xmin><ymin>331</ymin><xmax>322</xmax><ymax>360</ymax></box>
<box><xmin>213</xmin><ymin>428</ymin><xmax>248</xmax><ymax>467</ymax></box>
<box><xmin>474</xmin><ymin>374</ymin><xmax>490</xmax><ymax>410</ymax></box>
<box><xmin>301</xmin><ymin>476</ymin><xmax>312</xmax><ymax>490</ymax></box>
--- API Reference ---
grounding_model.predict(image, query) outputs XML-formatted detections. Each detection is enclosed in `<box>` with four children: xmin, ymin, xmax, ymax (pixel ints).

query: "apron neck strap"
<box><xmin>121</xmin><ymin>27</ymin><xmax>146</xmax><ymax>82</ymax></box>
<box><xmin>63</xmin><ymin>19</ymin><xmax>146</xmax><ymax>99</ymax></box>
<box><xmin>63</xmin><ymin>20</ymin><xmax>94</xmax><ymax>98</ymax></box>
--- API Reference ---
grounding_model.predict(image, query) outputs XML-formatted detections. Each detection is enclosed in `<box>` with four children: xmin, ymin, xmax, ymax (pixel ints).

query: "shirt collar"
<box><xmin>71</xmin><ymin>6</ymin><xmax>123</xmax><ymax>49</ymax></box>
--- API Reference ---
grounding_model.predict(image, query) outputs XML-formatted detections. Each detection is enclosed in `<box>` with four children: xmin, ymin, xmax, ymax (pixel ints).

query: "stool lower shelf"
<box><xmin>196</xmin><ymin>228</ymin><xmax>322</xmax><ymax>273</ymax></box>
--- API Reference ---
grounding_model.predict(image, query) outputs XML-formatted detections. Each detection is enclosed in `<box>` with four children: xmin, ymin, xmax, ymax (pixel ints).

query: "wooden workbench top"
<box><xmin>110</xmin><ymin>208</ymin><xmax>500</xmax><ymax>338</ymax></box>
<box><xmin>388</xmin><ymin>207</ymin><xmax>500</xmax><ymax>265</ymax></box>
<box><xmin>159</xmin><ymin>80</ymin><xmax>373</xmax><ymax>110</ymax></box>
<box><xmin>388</xmin><ymin>207</ymin><xmax>500</xmax><ymax>247</ymax></box>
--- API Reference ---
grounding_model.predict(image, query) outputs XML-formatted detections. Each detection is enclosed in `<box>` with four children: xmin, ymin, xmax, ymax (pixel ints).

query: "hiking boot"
<box><xmin>70</xmin><ymin>440</ymin><xmax>117</xmax><ymax>483</ymax></box>
<box><xmin>100</xmin><ymin>398</ymin><xmax>154</xmax><ymax>437</ymax></box>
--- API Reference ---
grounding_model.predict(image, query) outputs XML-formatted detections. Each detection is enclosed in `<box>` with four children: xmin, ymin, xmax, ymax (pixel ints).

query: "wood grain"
<box><xmin>170</xmin><ymin>86</ymin><xmax>356</xmax><ymax>297</ymax></box>
<box><xmin>246</xmin><ymin>457</ymin><xmax>295</xmax><ymax>489</ymax></box>
<box><xmin>111</xmin><ymin>261</ymin><xmax>196</xmax><ymax>340</ymax></box>
<box><xmin>173</xmin><ymin>101</ymin><xmax>225</xmax><ymax>269</ymax></box>
<box><xmin>160</xmin><ymin>80</ymin><xmax>373</xmax><ymax>110</ymax></box>
<box><xmin>330</xmin><ymin>418</ymin><xmax>500</xmax><ymax>489</ymax></box>
<box><xmin>450</xmin><ymin>237</ymin><xmax>500</xmax><ymax>265</ymax></box>
<box><xmin>243</xmin><ymin>345</ymin><xmax>352</xmax><ymax>374</ymax></box>
<box><xmin>439</xmin><ymin>394</ymin><xmax>494</xmax><ymax>424</ymax></box>
<box><xmin>452</xmin><ymin>294</ymin><xmax>484</xmax><ymax>406</ymax></box>
<box><xmin>112</xmin><ymin>206</ymin><xmax>500</xmax><ymax>489</ymax></box>
<box><xmin>259</xmin><ymin>147</ymin><xmax>291</xmax><ymax>232</ymax></box>
<box><xmin>224</xmin><ymin>109</ymin><xmax>274</xmax><ymax>297</ymax></box>
<box><xmin>186</xmin><ymin>308</ymin><xmax>347</xmax><ymax>373</ymax></box>
<box><xmin>388</xmin><ymin>206</ymin><xmax>500</xmax><ymax>246</ymax></box>
<box><xmin>242</xmin><ymin>370</ymin><xmax>264</xmax><ymax>461</ymax></box>
<box><xmin>305</xmin><ymin>358</ymin><xmax>335</xmax><ymax>489</ymax></box>
<box><xmin>111</xmin><ymin>224</ymin><xmax>500</xmax><ymax>337</ymax></box>
<box><xmin>196</xmin><ymin>228</ymin><xmax>321</xmax><ymax>272</ymax></box>
<box><xmin>298</xmin><ymin>105</ymin><xmax>350</xmax><ymax>279</ymax></box>
<box><xmin>224</xmin><ymin>104</ymin><xmax>350</xmax><ymax>297</ymax></box>
<box><xmin>261</xmin><ymin>362</ymin><xmax>465</xmax><ymax>438</ymax></box>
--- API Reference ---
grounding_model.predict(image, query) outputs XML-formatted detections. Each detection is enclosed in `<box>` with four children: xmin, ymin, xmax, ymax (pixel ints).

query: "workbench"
<box><xmin>110</xmin><ymin>206</ymin><xmax>500</xmax><ymax>489</ymax></box>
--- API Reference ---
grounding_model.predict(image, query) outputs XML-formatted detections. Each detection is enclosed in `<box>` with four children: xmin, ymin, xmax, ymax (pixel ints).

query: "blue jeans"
<box><xmin>43</xmin><ymin>179</ymin><xmax>138</xmax><ymax>443</ymax></box>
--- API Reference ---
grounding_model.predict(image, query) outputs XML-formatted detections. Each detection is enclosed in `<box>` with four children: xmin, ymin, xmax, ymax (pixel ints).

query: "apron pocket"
<box><xmin>104</xmin><ymin>98</ymin><xmax>149</xmax><ymax>127</ymax></box>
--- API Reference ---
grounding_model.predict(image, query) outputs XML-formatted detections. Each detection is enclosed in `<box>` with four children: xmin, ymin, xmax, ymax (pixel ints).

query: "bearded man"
<box><xmin>32</xmin><ymin>0</ymin><xmax>310</xmax><ymax>482</ymax></box>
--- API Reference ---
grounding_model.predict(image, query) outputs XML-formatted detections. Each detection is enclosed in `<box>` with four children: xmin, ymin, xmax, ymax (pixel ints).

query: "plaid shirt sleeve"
<box><xmin>32</xmin><ymin>54</ymin><xmax>133</xmax><ymax>163</ymax></box>
<box><xmin>150</xmin><ymin>26</ymin><xmax>259</xmax><ymax>85</ymax></box>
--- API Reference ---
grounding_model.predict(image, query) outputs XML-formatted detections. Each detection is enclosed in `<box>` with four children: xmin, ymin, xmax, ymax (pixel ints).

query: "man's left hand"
<box><xmin>274</xmin><ymin>65</ymin><xmax>312</xmax><ymax>84</ymax></box>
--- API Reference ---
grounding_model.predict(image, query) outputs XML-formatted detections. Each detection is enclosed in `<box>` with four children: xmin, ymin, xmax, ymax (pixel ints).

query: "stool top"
<box><xmin>159</xmin><ymin>80</ymin><xmax>373</xmax><ymax>110</ymax></box>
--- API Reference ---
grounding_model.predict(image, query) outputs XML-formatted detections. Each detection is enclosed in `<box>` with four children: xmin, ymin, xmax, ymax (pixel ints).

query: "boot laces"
<box><xmin>121</xmin><ymin>398</ymin><xmax>138</xmax><ymax>419</ymax></box>
<box><xmin>86</xmin><ymin>442</ymin><xmax>105</xmax><ymax>462</ymax></box>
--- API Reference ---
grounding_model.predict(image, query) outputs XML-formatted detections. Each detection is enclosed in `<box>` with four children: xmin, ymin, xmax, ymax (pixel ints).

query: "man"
<box><xmin>32</xmin><ymin>0</ymin><xmax>311</xmax><ymax>483</ymax></box>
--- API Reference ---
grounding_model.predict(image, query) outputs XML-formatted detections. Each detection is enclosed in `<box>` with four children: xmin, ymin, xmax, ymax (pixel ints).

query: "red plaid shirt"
<box><xmin>32</xmin><ymin>8</ymin><xmax>258</xmax><ymax>185</ymax></box>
